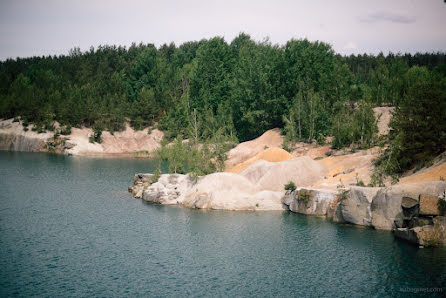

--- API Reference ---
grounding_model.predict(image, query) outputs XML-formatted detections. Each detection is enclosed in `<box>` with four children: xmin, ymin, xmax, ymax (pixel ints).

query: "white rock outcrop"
<box><xmin>142</xmin><ymin>174</ymin><xmax>193</xmax><ymax>205</ymax></box>
<box><xmin>136</xmin><ymin>172</ymin><xmax>286</xmax><ymax>211</ymax></box>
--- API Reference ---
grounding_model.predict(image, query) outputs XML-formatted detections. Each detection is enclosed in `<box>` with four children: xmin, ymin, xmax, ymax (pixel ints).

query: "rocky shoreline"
<box><xmin>129</xmin><ymin>173</ymin><xmax>446</xmax><ymax>247</ymax></box>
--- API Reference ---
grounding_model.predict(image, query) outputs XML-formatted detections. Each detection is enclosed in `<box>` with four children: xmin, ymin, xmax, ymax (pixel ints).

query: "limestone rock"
<box><xmin>371</xmin><ymin>181</ymin><xmax>446</xmax><ymax>230</ymax></box>
<box><xmin>286</xmin><ymin>188</ymin><xmax>336</xmax><ymax>216</ymax></box>
<box><xmin>401</xmin><ymin>196</ymin><xmax>420</xmax><ymax>218</ymax></box>
<box><xmin>183</xmin><ymin>172</ymin><xmax>285</xmax><ymax>211</ymax></box>
<box><xmin>409</xmin><ymin>217</ymin><xmax>433</xmax><ymax>228</ymax></box>
<box><xmin>419</xmin><ymin>194</ymin><xmax>440</xmax><ymax>216</ymax></box>
<box><xmin>394</xmin><ymin>216</ymin><xmax>446</xmax><ymax>246</ymax></box>
<box><xmin>142</xmin><ymin>174</ymin><xmax>192</xmax><ymax>205</ymax></box>
<box><xmin>326</xmin><ymin>194</ymin><xmax>345</xmax><ymax>223</ymax></box>
<box><xmin>401</xmin><ymin>196</ymin><xmax>418</xmax><ymax>208</ymax></box>
<box><xmin>281</xmin><ymin>192</ymin><xmax>294</xmax><ymax>208</ymax></box>
<box><xmin>134</xmin><ymin>173</ymin><xmax>154</xmax><ymax>184</ymax></box>
<box><xmin>341</xmin><ymin>186</ymin><xmax>381</xmax><ymax>226</ymax></box>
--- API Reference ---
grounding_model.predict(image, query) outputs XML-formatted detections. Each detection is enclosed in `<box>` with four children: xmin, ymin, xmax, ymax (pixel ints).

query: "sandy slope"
<box><xmin>227</xmin><ymin>147</ymin><xmax>292</xmax><ymax>173</ymax></box>
<box><xmin>225</xmin><ymin>129</ymin><xmax>284</xmax><ymax>171</ymax></box>
<box><xmin>399</xmin><ymin>160</ymin><xmax>446</xmax><ymax>184</ymax></box>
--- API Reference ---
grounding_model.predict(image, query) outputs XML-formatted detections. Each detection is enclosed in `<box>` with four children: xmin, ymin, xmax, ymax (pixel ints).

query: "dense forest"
<box><xmin>0</xmin><ymin>34</ymin><xmax>445</xmax><ymax>179</ymax></box>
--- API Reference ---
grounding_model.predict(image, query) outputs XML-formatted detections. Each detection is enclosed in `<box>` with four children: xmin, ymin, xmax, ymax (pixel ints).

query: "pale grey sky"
<box><xmin>1</xmin><ymin>0</ymin><xmax>445</xmax><ymax>60</ymax></box>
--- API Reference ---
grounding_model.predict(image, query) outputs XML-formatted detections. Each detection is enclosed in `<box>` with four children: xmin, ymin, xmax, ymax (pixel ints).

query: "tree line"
<box><xmin>0</xmin><ymin>34</ymin><xmax>445</xmax><ymax>177</ymax></box>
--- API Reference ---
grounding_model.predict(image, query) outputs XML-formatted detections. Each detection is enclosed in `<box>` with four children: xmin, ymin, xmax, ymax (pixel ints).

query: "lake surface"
<box><xmin>0</xmin><ymin>152</ymin><xmax>445</xmax><ymax>297</ymax></box>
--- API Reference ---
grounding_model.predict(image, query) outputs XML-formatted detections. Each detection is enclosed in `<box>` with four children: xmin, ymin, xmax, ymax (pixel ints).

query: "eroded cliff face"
<box><xmin>0</xmin><ymin>119</ymin><xmax>163</xmax><ymax>156</ymax></box>
<box><xmin>0</xmin><ymin>133</ymin><xmax>48</xmax><ymax>152</ymax></box>
<box><xmin>0</xmin><ymin>119</ymin><xmax>55</xmax><ymax>152</ymax></box>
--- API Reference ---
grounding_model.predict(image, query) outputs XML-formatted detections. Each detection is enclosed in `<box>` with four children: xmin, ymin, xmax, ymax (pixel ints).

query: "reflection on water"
<box><xmin>0</xmin><ymin>152</ymin><xmax>445</xmax><ymax>297</ymax></box>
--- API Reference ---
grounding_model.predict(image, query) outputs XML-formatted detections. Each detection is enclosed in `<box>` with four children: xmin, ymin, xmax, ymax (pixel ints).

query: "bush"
<box><xmin>89</xmin><ymin>123</ymin><xmax>104</xmax><ymax>143</ymax></box>
<box><xmin>60</xmin><ymin>125</ymin><xmax>72</xmax><ymax>135</ymax></box>
<box><xmin>297</xmin><ymin>191</ymin><xmax>311</xmax><ymax>203</ymax></box>
<box><xmin>284</xmin><ymin>181</ymin><xmax>296</xmax><ymax>192</ymax></box>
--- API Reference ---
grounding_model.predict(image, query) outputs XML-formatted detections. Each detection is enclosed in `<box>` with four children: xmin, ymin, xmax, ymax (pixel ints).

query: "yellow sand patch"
<box><xmin>227</xmin><ymin>147</ymin><xmax>292</xmax><ymax>173</ymax></box>
<box><xmin>225</xmin><ymin>129</ymin><xmax>284</xmax><ymax>170</ymax></box>
<box><xmin>399</xmin><ymin>162</ymin><xmax>446</xmax><ymax>184</ymax></box>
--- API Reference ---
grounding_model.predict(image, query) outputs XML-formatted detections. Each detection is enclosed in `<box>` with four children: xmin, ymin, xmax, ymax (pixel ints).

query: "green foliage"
<box><xmin>369</xmin><ymin>165</ymin><xmax>386</xmax><ymax>187</ymax></box>
<box><xmin>331</xmin><ymin>100</ymin><xmax>377</xmax><ymax>149</ymax></box>
<box><xmin>297</xmin><ymin>191</ymin><xmax>311</xmax><ymax>203</ymax></box>
<box><xmin>155</xmin><ymin>127</ymin><xmax>236</xmax><ymax>177</ymax></box>
<box><xmin>152</xmin><ymin>164</ymin><xmax>161</xmax><ymax>184</ymax></box>
<box><xmin>284</xmin><ymin>181</ymin><xmax>296</xmax><ymax>192</ymax></box>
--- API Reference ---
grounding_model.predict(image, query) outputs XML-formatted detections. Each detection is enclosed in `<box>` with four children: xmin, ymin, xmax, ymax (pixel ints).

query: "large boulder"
<box><xmin>133</xmin><ymin>173</ymin><xmax>154</xmax><ymax>184</ymax></box>
<box><xmin>341</xmin><ymin>186</ymin><xmax>381</xmax><ymax>226</ymax></box>
<box><xmin>239</xmin><ymin>157</ymin><xmax>327</xmax><ymax>192</ymax></box>
<box><xmin>182</xmin><ymin>173</ymin><xmax>285</xmax><ymax>211</ymax></box>
<box><xmin>371</xmin><ymin>181</ymin><xmax>446</xmax><ymax>230</ymax></box>
<box><xmin>419</xmin><ymin>194</ymin><xmax>441</xmax><ymax>216</ymax></box>
<box><xmin>401</xmin><ymin>196</ymin><xmax>420</xmax><ymax>218</ymax></box>
<box><xmin>142</xmin><ymin>174</ymin><xmax>192</xmax><ymax>205</ymax></box>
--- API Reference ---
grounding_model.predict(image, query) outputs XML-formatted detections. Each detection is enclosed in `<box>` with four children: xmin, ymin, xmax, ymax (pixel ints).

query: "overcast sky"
<box><xmin>1</xmin><ymin>0</ymin><xmax>445</xmax><ymax>60</ymax></box>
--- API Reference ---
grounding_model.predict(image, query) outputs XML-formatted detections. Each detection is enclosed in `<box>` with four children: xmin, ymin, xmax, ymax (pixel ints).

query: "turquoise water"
<box><xmin>0</xmin><ymin>152</ymin><xmax>445</xmax><ymax>297</ymax></box>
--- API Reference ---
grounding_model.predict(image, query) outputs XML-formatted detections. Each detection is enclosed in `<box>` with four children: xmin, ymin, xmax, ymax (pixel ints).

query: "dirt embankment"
<box><xmin>0</xmin><ymin>119</ymin><xmax>163</xmax><ymax>156</ymax></box>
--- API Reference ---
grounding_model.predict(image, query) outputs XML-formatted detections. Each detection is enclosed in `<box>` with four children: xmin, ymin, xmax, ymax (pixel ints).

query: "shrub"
<box><xmin>298</xmin><ymin>191</ymin><xmax>310</xmax><ymax>203</ymax></box>
<box><xmin>284</xmin><ymin>181</ymin><xmax>296</xmax><ymax>192</ymax></box>
<box><xmin>152</xmin><ymin>165</ymin><xmax>161</xmax><ymax>184</ymax></box>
